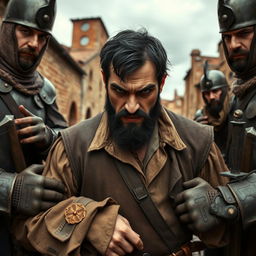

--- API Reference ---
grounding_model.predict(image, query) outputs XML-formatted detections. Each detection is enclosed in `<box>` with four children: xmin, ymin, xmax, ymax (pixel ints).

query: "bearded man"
<box><xmin>0</xmin><ymin>0</ymin><xmax>67</xmax><ymax>255</ymax></box>
<box><xmin>194</xmin><ymin>62</ymin><xmax>230</xmax><ymax>156</ymax></box>
<box><xmin>13</xmin><ymin>29</ymin><xmax>229</xmax><ymax>256</ymax></box>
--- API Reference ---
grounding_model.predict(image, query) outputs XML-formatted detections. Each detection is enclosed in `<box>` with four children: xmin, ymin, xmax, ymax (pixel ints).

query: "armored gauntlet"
<box><xmin>175</xmin><ymin>177</ymin><xmax>222</xmax><ymax>233</ymax></box>
<box><xmin>211</xmin><ymin>173</ymin><xmax>256</xmax><ymax>229</ymax></box>
<box><xmin>0</xmin><ymin>169</ymin><xmax>17</xmax><ymax>213</ymax></box>
<box><xmin>11</xmin><ymin>164</ymin><xmax>65</xmax><ymax>215</ymax></box>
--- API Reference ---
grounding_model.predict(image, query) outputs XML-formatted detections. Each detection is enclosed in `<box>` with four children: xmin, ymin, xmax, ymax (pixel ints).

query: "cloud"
<box><xmin>53</xmin><ymin>0</ymin><xmax>221</xmax><ymax>100</ymax></box>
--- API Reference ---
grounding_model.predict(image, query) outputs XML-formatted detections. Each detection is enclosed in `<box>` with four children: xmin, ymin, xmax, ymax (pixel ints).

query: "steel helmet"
<box><xmin>200</xmin><ymin>61</ymin><xmax>228</xmax><ymax>92</ymax></box>
<box><xmin>218</xmin><ymin>0</ymin><xmax>256</xmax><ymax>79</ymax></box>
<box><xmin>3</xmin><ymin>0</ymin><xmax>56</xmax><ymax>34</ymax></box>
<box><xmin>218</xmin><ymin>0</ymin><xmax>256</xmax><ymax>33</ymax></box>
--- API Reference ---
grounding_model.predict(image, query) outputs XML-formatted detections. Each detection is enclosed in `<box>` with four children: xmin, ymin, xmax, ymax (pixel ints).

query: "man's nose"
<box><xmin>209</xmin><ymin>91</ymin><xmax>216</xmax><ymax>100</ymax></box>
<box><xmin>28</xmin><ymin>35</ymin><xmax>39</xmax><ymax>49</ymax></box>
<box><xmin>230</xmin><ymin>36</ymin><xmax>241</xmax><ymax>50</ymax></box>
<box><xmin>125</xmin><ymin>95</ymin><xmax>140</xmax><ymax>114</ymax></box>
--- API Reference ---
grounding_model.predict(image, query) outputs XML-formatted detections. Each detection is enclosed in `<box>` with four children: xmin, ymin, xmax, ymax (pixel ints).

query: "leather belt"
<box><xmin>141</xmin><ymin>241</ymin><xmax>206</xmax><ymax>256</ymax></box>
<box><xmin>170</xmin><ymin>241</ymin><xmax>206</xmax><ymax>256</ymax></box>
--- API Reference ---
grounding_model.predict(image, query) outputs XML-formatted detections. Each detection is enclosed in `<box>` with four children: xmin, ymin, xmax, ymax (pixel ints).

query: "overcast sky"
<box><xmin>52</xmin><ymin>0</ymin><xmax>221</xmax><ymax>100</ymax></box>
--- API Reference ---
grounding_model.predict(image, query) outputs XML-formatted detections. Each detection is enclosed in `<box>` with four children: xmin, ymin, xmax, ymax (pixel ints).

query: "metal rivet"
<box><xmin>233</xmin><ymin>109</ymin><xmax>243</xmax><ymax>119</ymax></box>
<box><xmin>227</xmin><ymin>207</ymin><xmax>235</xmax><ymax>215</ymax></box>
<box><xmin>222</xmin><ymin>14</ymin><xmax>228</xmax><ymax>21</ymax></box>
<box><xmin>43</xmin><ymin>14</ymin><xmax>50</xmax><ymax>22</ymax></box>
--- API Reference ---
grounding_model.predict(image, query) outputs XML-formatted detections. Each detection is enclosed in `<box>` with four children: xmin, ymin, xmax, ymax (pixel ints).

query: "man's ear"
<box><xmin>159</xmin><ymin>74</ymin><xmax>167</xmax><ymax>92</ymax></box>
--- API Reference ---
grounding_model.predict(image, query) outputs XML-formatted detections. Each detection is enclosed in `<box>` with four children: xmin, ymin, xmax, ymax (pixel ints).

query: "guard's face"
<box><xmin>106</xmin><ymin>60</ymin><xmax>163</xmax><ymax>126</ymax></box>
<box><xmin>203</xmin><ymin>88</ymin><xmax>224</xmax><ymax>117</ymax></box>
<box><xmin>15</xmin><ymin>25</ymin><xmax>49</xmax><ymax>69</ymax></box>
<box><xmin>222</xmin><ymin>26</ymin><xmax>254</xmax><ymax>72</ymax></box>
<box><xmin>203</xmin><ymin>88</ymin><xmax>222</xmax><ymax>103</ymax></box>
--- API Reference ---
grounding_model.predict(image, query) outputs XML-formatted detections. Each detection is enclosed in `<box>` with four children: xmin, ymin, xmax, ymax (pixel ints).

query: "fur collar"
<box><xmin>232</xmin><ymin>76</ymin><xmax>256</xmax><ymax>99</ymax></box>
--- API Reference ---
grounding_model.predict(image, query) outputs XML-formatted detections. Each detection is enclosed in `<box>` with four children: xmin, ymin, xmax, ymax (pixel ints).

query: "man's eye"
<box><xmin>139</xmin><ymin>88</ymin><xmax>152</xmax><ymax>96</ymax></box>
<box><xmin>21</xmin><ymin>29</ymin><xmax>30</xmax><ymax>35</ymax></box>
<box><xmin>240</xmin><ymin>31</ymin><xmax>252</xmax><ymax>36</ymax></box>
<box><xmin>39</xmin><ymin>35</ymin><xmax>48</xmax><ymax>41</ymax></box>
<box><xmin>113</xmin><ymin>87</ymin><xmax>125</xmax><ymax>94</ymax></box>
<box><xmin>223</xmin><ymin>35</ymin><xmax>231</xmax><ymax>41</ymax></box>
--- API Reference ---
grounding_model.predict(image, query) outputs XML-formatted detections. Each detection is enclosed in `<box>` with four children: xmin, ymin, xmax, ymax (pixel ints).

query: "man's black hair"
<box><xmin>100</xmin><ymin>28</ymin><xmax>169</xmax><ymax>85</ymax></box>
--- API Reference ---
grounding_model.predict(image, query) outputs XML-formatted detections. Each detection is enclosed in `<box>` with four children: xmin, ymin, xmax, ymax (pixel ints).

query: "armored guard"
<box><xmin>195</xmin><ymin>61</ymin><xmax>230</xmax><ymax>155</ymax></box>
<box><xmin>0</xmin><ymin>0</ymin><xmax>67</xmax><ymax>255</ymax></box>
<box><xmin>176</xmin><ymin>1</ymin><xmax>256</xmax><ymax>255</ymax></box>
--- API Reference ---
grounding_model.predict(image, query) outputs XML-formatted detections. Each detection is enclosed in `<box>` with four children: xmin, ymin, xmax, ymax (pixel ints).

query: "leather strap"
<box><xmin>115</xmin><ymin>159</ymin><xmax>178</xmax><ymax>251</ymax></box>
<box><xmin>54</xmin><ymin>197</ymin><xmax>93</xmax><ymax>241</ymax></box>
<box><xmin>0</xmin><ymin>93</ymin><xmax>23</xmax><ymax>118</ymax></box>
<box><xmin>171</xmin><ymin>241</ymin><xmax>206</xmax><ymax>256</ymax></box>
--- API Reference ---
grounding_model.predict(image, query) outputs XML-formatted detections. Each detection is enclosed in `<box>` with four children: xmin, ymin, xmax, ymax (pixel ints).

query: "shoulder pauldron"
<box><xmin>39</xmin><ymin>77</ymin><xmax>56</xmax><ymax>105</ymax></box>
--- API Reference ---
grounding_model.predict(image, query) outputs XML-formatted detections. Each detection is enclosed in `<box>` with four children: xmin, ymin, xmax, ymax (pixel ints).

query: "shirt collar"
<box><xmin>158</xmin><ymin>107</ymin><xmax>186</xmax><ymax>150</ymax></box>
<box><xmin>88</xmin><ymin>107</ymin><xmax>186</xmax><ymax>152</ymax></box>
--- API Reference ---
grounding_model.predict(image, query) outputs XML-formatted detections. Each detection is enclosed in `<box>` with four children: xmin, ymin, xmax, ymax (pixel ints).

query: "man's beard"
<box><xmin>105</xmin><ymin>96</ymin><xmax>161</xmax><ymax>151</ymax></box>
<box><xmin>229</xmin><ymin>48</ymin><xmax>249</xmax><ymax>73</ymax></box>
<box><xmin>206</xmin><ymin>99</ymin><xmax>223</xmax><ymax>118</ymax></box>
<box><xmin>18</xmin><ymin>48</ymin><xmax>38</xmax><ymax>70</ymax></box>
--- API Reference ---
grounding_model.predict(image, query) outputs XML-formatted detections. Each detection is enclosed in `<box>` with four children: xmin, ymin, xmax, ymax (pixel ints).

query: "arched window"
<box><xmin>85</xmin><ymin>108</ymin><xmax>91</xmax><ymax>119</ymax></box>
<box><xmin>68</xmin><ymin>102</ymin><xmax>77</xmax><ymax>126</ymax></box>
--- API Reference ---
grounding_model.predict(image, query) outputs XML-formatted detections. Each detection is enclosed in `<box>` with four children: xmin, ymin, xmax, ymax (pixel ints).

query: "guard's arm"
<box><xmin>0</xmin><ymin>165</ymin><xmax>65</xmax><ymax>215</ymax></box>
<box><xmin>175</xmin><ymin>173</ymin><xmax>256</xmax><ymax>233</ymax></box>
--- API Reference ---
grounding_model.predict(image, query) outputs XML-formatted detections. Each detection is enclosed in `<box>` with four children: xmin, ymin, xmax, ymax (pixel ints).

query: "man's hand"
<box><xmin>15</xmin><ymin>105</ymin><xmax>53</xmax><ymax>149</ymax></box>
<box><xmin>175</xmin><ymin>177</ymin><xmax>221</xmax><ymax>233</ymax></box>
<box><xmin>105</xmin><ymin>215</ymin><xmax>143</xmax><ymax>256</ymax></box>
<box><xmin>194</xmin><ymin>115</ymin><xmax>209</xmax><ymax>125</ymax></box>
<box><xmin>12</xmin><ymin>164</ymin><xmax>65</xmax><ymax>215</ymax></box>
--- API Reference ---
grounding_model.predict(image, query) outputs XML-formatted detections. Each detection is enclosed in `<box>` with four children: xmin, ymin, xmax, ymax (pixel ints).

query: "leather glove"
<box><xmin>12</xmin><ymin>164</ymin><xmax>65</xmax><ymax>215</ymax></box>
<box><xmin>175</xmin><ymin>177</ymin><xmax>221</xmax><ymax>233</ymax></box>
<box><xmin>15</xmin><ymin>105</ymin><xmax>55</xmax><ymax>150</ymax></box>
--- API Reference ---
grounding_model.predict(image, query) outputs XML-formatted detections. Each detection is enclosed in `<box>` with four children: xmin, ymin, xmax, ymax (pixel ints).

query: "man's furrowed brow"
<box><xmin>110</xmin><ymin>83</ymin><xmax>127</xmax><ymax>92</ymax></box>
<box><xmin>138</xmin><ymin>84</ymin><xmax>156</xmax><ymax>91</ymax></box>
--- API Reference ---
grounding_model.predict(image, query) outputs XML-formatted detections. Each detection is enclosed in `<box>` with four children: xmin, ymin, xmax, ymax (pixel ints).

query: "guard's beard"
<box><xmin>228</xmin><ymin>48</ymin><xmax>249</xmax><ymax>73</ymax></box>
<box><xmin>18</xmin><ymin>47</ymin><xmax>39</xmax><ymax>70</ymax></box>
<box><xmin>206</xmin><ymin>99</ymin><xmax>223</xmax><ymax>118</ymax></box>
<box><xmin>105</xmin><ymin>95</ymin><xmax>161</xmax><ymax>151</ymax></box>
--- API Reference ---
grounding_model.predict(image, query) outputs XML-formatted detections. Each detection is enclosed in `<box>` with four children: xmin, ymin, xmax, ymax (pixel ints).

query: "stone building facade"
<box><xmin>37</xmin><ymin>38</ymin><xmax>85</xmax><ymax>126</ymax></box>
<box><xmin>69</xmin><ymin>18</ymin><xmax>108</xmax><ymax>119</ymax></box>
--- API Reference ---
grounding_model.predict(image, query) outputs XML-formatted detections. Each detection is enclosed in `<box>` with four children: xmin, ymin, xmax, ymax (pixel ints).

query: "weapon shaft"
<box><xmin>229</xmin><ymin>119</ymin><xmax>246</xmax><ymax>173</ymax></box>
<box><xmin>2</xmin><ymin>115</ymin><xmax>26</xmax><ymax>172</ymax></box>
<box><xmin>222</xmin><ymin>109</ymin><xmax>246</xmax><ymax>179</ymax></box>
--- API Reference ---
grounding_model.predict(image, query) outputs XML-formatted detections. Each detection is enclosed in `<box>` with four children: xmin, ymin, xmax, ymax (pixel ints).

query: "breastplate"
<box><xmin>10</xmin><ymin>90</ymin><xmax>46</xmax><ymax>121</ymax></box>
<box><xmin>227</xmin><ymin>91</ymin><xmax>256</xmax><ymax>171</ymax></box>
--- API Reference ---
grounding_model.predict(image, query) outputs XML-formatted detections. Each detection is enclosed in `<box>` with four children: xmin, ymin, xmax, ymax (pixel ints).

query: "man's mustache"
<box><xmin>229</xmin><ymin>49</ymin><xmax>249</xmax><ymax>59</ymax></box>
<box><xmin>209</xmin><ymin>99</ymin><xmax>220</xmax><ymax>105</ymax></box>
<box><xmin>115</xmin><ymin>108</ymin><xmax>149</xmax><ymax>120</ymax></box>
<box><xmin>18</xmin><ymin>48</ymin><xmax>38</xmax><ymax>58</ymax></box>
